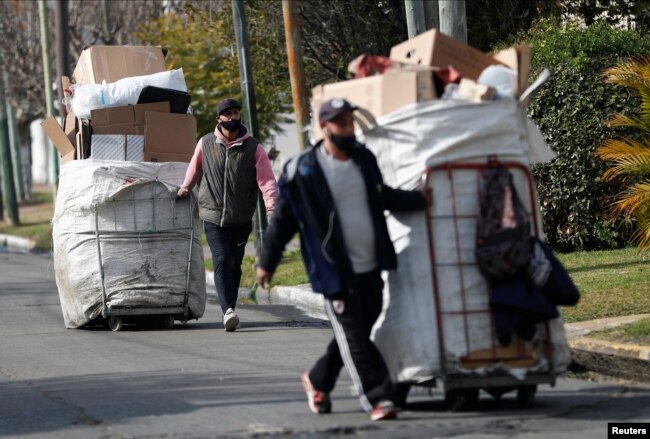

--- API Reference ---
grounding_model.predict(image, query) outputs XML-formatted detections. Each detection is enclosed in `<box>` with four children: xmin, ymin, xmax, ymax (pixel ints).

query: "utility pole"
<box><xmin>38</xmin><ymin>0</ymin><xmax>58</xmax><ymax>196</ymax></box>
<box><xmin>282</xmin><ymin>0</ymin><xmax>310</xmax><ymax>151</ymax></box>
<box><xmin>439</xmin><ymin>0</ymin><xmax>467</xmax><ymax>43</ymax></box>
<box><xmin>4</xmin><ymin>71</ymin><xmax>25</xmax><ymax>202</ymax></box>
<box><xmin>0</xmin><ymin>64</ymin><xmax>19</xmax><ymax>226</ymax></box>
<box><xmin>55</xmin><ymin>0</ymin><xmax>70</xmax><ymax>121</ymax></box>
<box><xmin>404</xmin><ymin>0</ymin><xmax>426</xmax><ymax>38</ymax></box>
<box><xmin>231</xmin><ymin>0</ymin><xmax>266</xmax><ymax>256</ymax></box>
<box><xmin>423</xmin><ymin>0</ymin><xmax>439</xmax><ymax>31</ymax></box>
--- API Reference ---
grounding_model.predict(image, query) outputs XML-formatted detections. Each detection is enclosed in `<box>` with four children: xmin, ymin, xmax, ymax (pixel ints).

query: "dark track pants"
<box><xmin>204</xmin><ymin>220</ymin><xmax>252</xmax><ymax>314</ymax></box>
<box><xmin>308</xmin><ymin>270</ymin><xmax>394</xmax><ymax>411</ymax></box>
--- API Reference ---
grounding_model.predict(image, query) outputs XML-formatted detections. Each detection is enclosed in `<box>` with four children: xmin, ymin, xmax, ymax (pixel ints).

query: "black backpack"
<box><xmin>475</xmin><ymin>158</ymin><xmax>532</xmax><ymax>280</ymax></box>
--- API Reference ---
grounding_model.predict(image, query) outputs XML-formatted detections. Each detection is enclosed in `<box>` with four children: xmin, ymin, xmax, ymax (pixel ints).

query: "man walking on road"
<box><xmin>256</xmin><ymin>98</ymin><xmax>425</xmax><ymax>421</ymax></box>
<box><xmin>178</xmin><ymin>98</ymin><xmax>277</xmax><ymax>332</ymax></box>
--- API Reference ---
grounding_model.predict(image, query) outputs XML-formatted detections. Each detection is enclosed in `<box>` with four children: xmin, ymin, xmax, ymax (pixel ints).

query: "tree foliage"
<box><xmin>136</xmin><ymin>2</ymin><xmax>292</xmax><ymax>142</ymax></box>
<box><xmin>525</xmin><ymin>21</ymin><xmax>650</xmax><ymax>251</ymax></box>
<box><xmin>596</xmin><ymin>57</ymin><xmax>650</xmax><ymax>249</ymax></box>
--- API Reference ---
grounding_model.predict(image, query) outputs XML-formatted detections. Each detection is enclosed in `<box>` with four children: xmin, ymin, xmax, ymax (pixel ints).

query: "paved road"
<box><xmin>1</xmin><ymin>252</ymin><xmax>649</xmax><ymax>439</ymax></box>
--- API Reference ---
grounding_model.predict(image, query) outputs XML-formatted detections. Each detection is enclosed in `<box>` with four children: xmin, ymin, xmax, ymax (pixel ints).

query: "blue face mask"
<box><xmin>329</xmin><ymin>133</ymin><xmax>357</xmax><ymax>151</ymax></box>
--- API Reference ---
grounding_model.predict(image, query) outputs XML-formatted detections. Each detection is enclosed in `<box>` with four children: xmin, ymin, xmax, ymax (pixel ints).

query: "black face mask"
<box><xmin>329</xmin><ymin>133</ymin><xmax>357</xmax><ymax>151</ymax></box>
<box><xmin>221</xmin><ymin>119</ymin><xmax>241</xmax><ymax>132</ymax></box>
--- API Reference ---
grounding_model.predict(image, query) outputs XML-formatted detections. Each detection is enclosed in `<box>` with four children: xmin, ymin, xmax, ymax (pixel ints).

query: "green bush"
<box><xmin>524</xmin><ymin>22</ymin><xmax>650</xmax><ymax>251</ymax></box>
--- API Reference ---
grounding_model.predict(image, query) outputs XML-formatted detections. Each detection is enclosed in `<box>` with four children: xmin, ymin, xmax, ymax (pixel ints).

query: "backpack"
<box><xmin>474</xmin><ymin>158</ymin><xmax>532</xmax><ymax>280</ymax></box>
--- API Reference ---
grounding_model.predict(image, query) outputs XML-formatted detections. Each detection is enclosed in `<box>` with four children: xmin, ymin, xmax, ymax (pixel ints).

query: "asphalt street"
<box><xmin>1</xmin><ymin>251</ymin><xmax>649</xmax><ymax>439</ymax></box>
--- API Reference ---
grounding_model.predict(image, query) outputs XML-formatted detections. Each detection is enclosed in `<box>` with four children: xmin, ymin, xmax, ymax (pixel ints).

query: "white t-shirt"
<box><xmin>316</xmin><ymin>146</ymin><xmax>377</xmax><ymax>274</ymax></box>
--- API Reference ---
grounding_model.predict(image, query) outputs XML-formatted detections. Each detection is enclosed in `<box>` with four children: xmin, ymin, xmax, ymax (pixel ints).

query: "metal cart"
<box><xmin>91</xmin><ymin>181</ymin><xmax>196</xmax><ymax>331</ymax></box>
<box><xmin>397</xmin><ymin>160</ymin><xmax>556</xmax><ymax>411</ymax></box>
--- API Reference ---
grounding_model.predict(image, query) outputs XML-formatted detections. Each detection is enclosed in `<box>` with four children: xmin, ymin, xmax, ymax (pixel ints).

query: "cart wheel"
<box><xmin>516</xmin><ymin>385</ymin><xmax>537</xmax><ymax>408</ymax></box>
<box><xmin>445</xmin><ymin>388</ymin><xmax>479</xmax><ymax>412</ymax></box>
<box><xmin>162</xmin><ymin>315</ymin><xmax>175</xmax><ymax>329</ymax></box>
<box><xmin>394</xmin><ymin>383</ymin><xmax>412</xmax><ymax>408</ymax></box>
<box><xmin>108</xmin><ymin>316</ymin><xmax>123</xmax><ymax>332</ymax></box>
<box><xmin>485</xmin><ymin>386</ymin><xmax>512</xmax><ymax>400</ymax></box>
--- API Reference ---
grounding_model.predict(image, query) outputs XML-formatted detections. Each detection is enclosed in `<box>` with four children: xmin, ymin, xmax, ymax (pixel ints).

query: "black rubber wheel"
<box><xmin>516</xmin><ymin>385</ymin><xmax>537</xmax><ymax>408</ymax></box>
<box><xmin>162</xmin><ymin>315</ymin><xmax>175</xmax><ymax>329</ymax></box>
<box><xmin>394</xmin><ymin>383</ymin><xmax>412</xmax><ymax>408</ymax></box>
<box><xmin>485</xmin><ymin>386</ymin><xmax>512</xmax><ymax>400</ymax></box>
<box><xmin>108</xmin><ymin>316</ymin><xmax>123</xmax><ymax>332</ymax></box>
<box><xmin>445</xmin><ymin>388</ymin><xmax>479</xmax><ymax>412</ymax></box>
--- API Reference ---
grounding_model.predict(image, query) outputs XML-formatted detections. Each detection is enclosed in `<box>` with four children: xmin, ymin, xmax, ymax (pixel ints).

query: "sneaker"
<box><xmin>301</xmin><ymin>372</ymin><xmax>331</xmax><ymax>414</ymax></box>
<box><xmin>370</xmin><ymin>400</ymin><xmax>397</xmax><ymax>421</ymax></box>
<box><xmin>223</xmin><ymin>308</ymin><xmax>239</xmax><ymax>332</ymax></box>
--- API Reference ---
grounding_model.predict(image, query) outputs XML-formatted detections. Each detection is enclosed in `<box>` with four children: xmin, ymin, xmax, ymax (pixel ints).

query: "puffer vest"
<box><xmin>198</xmin><ymin>132</ymin><xmax>258</xmax><ymax>227</ymax></box>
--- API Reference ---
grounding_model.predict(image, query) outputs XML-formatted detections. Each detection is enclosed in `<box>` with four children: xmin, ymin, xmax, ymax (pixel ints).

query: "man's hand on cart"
<box><xmin>176</xmin><ymin>186</ymin><xmax>190</xmax><ymax>198</ymax></box>
<box><xmin>255</xmin><ymin>267</ymin><xmax>273</xmax><ymax>289</ymax></box>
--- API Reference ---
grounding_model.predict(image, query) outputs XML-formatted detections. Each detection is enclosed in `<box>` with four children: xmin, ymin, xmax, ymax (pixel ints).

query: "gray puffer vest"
<box><xmin>198</xmin><ymin>131</ymin><xmax>259</xmax><ymax>227</ymax></box>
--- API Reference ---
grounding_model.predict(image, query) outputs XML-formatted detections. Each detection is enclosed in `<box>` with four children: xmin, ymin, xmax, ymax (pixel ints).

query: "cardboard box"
<box><xmin>73</xmin><ymin>45</ymin><xmax>166</xmax><ymax>85</ymax></box>
<box><xmin>390</xmin><ymin>29</ymin><xmax>501</xmax><ymax>80</ymax></box>
<box><xmin>41</xmin><ymin>117</ymin><xmax>75</xmax><ymax>164</ymax></box>
<box><xmin>311</xmin><ymin>69</ymin><xmax>435</xmax><ymax>139</ymax></box>
<box><xmin>143</xmin><ymin>112</ymin><xmax>197</xmax><ymax>163</ymax></box>
<box><xmin>91</xmin><ymin>102</ymin><xmax>170</xmax><ymax>135</ymax></box>
<box><xmin>492</xmin><ymin>44</ymin><xmax>532</xmax><ymax>98</ymax></box>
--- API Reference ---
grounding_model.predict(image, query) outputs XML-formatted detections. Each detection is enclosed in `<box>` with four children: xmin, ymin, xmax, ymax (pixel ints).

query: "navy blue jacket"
<box><xmin>259</xmin><ymin>141</ymin><xmax>425</xmax><ymax>298</ymax></box>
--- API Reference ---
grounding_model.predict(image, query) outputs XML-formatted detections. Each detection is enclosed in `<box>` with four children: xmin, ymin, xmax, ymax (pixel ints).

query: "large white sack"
<box><xmin>364</xmin><ymin>100</ymin><xmax>571</xmax><ymax>382</ymax></box>
<box><xmin>52</xmin><ymin>160</ymin><xmax>206</xmax><ymax>328</ymax></box>
<box><xmin>71</xmin><ymin>68</ymin><xmax>187</xmax><ymax>119</ymax></box>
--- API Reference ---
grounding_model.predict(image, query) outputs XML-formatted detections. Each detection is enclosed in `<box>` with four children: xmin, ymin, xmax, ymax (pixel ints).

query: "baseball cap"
<box><xmin>319</xmin><ymin>98</ymin><xmax>357</xmax><ymax>123</ymax></box>
<box><xmin>216</xmin><ymin>98</ymin><xmax>241</xmax><ymax>116</ymax></box>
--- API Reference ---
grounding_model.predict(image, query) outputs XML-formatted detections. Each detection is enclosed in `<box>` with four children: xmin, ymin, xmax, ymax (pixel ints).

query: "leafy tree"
<box><xmin>525</xmin><ymin>21</ymin><xmax>650</xmax><ymax>251</ymax></box>
<box><xmin>466</xmin><ymin>0</ymin><xmax>560</xmax><ymax>52</ymax></box>
<box><xmin>136</xmin><ymin>2</ymin><xmax>292</xmax><ymax>142</ymax></box>
<box><xmin>596</xmin><ymin>57</ymin><xmax>650</xmax><ymax>249</ymax></box>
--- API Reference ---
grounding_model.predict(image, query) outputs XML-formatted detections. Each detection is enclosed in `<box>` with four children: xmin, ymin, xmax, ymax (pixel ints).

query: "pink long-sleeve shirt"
<box><xmin>180</xmin><ymin>125</ymin><xmax>278</xmax><ymax>216</ymax></box>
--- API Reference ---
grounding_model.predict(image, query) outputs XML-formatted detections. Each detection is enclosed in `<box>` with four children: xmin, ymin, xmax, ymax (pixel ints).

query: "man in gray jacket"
<box><xmin>178</xmin><ymin>98</ymin><xmax>277</xmax><ymax>331</ymax></box>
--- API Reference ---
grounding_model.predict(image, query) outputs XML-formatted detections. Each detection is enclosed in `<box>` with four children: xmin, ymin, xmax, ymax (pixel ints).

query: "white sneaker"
<box><xmin>223</xmin><ymin>308</ymin><xmax>239</xmax><ymax>332</ymax></box>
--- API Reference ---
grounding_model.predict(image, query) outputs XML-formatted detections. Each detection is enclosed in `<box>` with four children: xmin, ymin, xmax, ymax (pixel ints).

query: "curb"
<box><xmin>0</xmin><ymin>234</ymin><xmax>36</xmax><ymax>253</ymax></box>
<box><xmin>256</xmin><ymin>284</ymin><xmax>327</xmax><ymax>320</ymax></box>
<box><xmin>569</xmin><ymin>337</ymin><xmax>650</xmax><ymax>382</ymax></box>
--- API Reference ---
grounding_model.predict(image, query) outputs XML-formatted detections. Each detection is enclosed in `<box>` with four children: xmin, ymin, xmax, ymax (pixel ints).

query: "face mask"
<box><xmin>221</xmin><ymin>119</ymin><xmax>241</xmax><ymax>132</ymax></box>
<box><xmin>329</xmin><ymin>133</ymin><xmax>356</xmax><ymax>151</ymax></box>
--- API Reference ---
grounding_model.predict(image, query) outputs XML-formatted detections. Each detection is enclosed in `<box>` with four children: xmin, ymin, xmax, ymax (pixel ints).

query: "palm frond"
<box><xmin>606</xmin><ymin>113</ymin><xmax>648</xmax><ymax>131</ymax></box>
<box><xmin>596</xmin><ymin>138</ymin><xmax>650</xmax><ymax>180</ymax></box>
<box><xmin>614</xmin><ymin>181</ymin><xmax>650</xmax><ymax>213</ymax></box>
<box><xmin>631</xmin><ymin>215</ymin><xmax>650</xmax><ymax>250</ymax></box>
<box><xmin>603</xmin><ymin>57</ymin><xmax>650</xmax><ymax>88</ymax></box>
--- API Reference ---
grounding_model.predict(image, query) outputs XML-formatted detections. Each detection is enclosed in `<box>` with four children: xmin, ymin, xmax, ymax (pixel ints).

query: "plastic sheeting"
<box><xmin>361</xmin><ymin>99</ymin><xmax>571</xmax><ymax>383</ymax></box>
<box><xmin>52</xmin><ymin>160</ymin><xmax>206</xmax><ymax>328</ymax></box>
<box><xmin>71</xmin><ymin>68</ymin><xmax>188</xmax><ymax>119</ymax></box>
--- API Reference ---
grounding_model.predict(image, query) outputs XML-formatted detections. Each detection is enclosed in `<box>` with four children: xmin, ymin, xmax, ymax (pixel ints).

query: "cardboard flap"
<box><xmin>41</xmin><ymin>117</ymin><xmax>75</xmax><ymax>156</ymax></box>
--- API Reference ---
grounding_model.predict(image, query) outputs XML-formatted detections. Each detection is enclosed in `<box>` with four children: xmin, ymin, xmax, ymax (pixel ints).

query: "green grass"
<box><xmin>205</xmin><ymin>249</ymin><xmax>308</xmax><ymax>291</ymax></box>
<box><xmin>0</xmin><ymin>187</ymin><xmax>54</xmax><ymax>250</ymax></box>
<box><xmin>556</xmin><ymin>248</ymin><xmax>650</xmax><ymax>322</ymax></box>
<box><xmin>589</xmin><ymin>318</ymin><xmax>650</xmax><ymax>345</ymax></box>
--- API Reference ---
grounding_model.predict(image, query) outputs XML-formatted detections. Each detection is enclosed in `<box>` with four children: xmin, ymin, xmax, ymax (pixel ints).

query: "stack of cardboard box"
<box><xmin>311</xmin><ymin>29</ymin><xmax>531</xmax><ymax>139</ymax></box>
<box><xmin>42</xmin><ymin>45</ymin><xmax>197</xmax><ymax>165</ymax></box>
